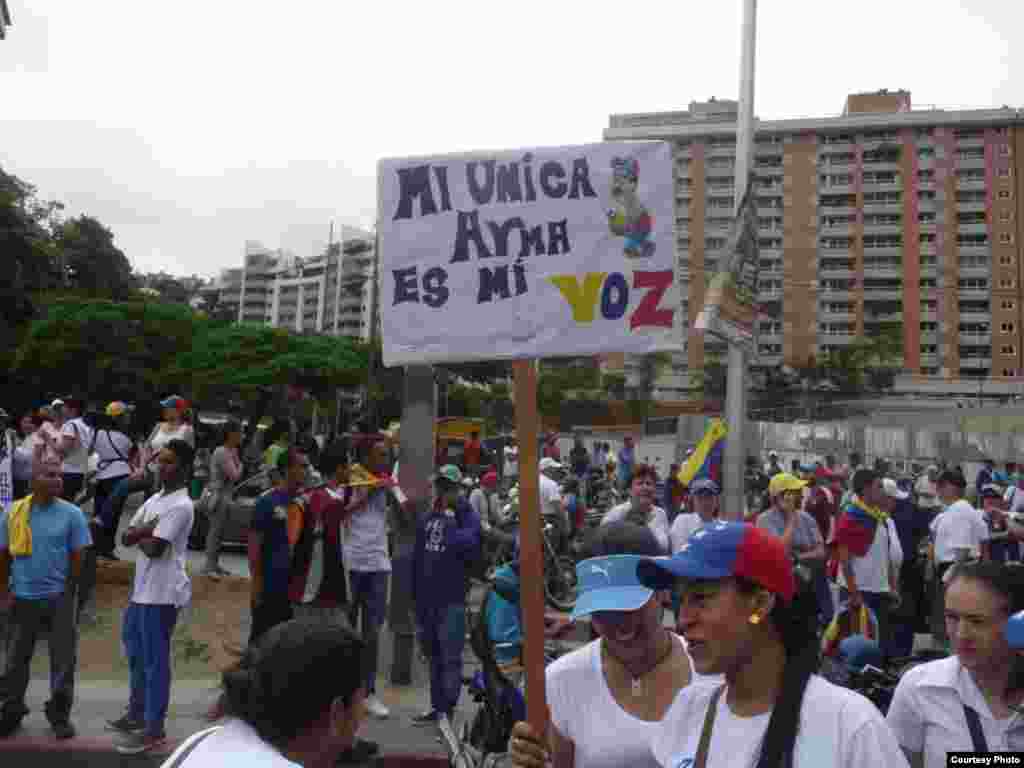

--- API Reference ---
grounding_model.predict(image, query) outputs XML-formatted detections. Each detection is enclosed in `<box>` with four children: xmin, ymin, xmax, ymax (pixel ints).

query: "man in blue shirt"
<box><xmin>411</xmin><ymin>464</ymin><xmax>480</xmax><ymax>726</ymax></box>
<box><xmin>0</xmin><ymin>456</ymin><xmax>91</xmax><ymax>739</ymax></box>
<box><xmin>248</xmin><ymin>446</ymin><xmax>308</xmax><ymax>645</ymax></box>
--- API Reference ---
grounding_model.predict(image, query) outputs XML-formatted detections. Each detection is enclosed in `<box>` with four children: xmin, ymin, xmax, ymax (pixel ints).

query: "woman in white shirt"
<box><xmin>599</xmin><ymin>464</ymin><xmax>670</xmax><ymax>554</ymax></box>
<box><xmin>638</xmin><ymin>522</ymin><xmax>906</xmax><ymax>768</ymax></box>
<box><xmin>159</xmin><ymin>618</ymin><xmax>368</xmax><ymax>768</ymax></box>
<box><xmin>887</xmin><ymin>561</ymin><xmax>1024</xmax><ymax>768</ymax></box>
<box><xmin>92</xmin><ymin>401</ymin><xmax>139</xmax><ymax>559</ymax></box>
<box><xmin>508</xmin><ymin>522</ymin><xmax>710</xmax><ymax>768</ymax></box>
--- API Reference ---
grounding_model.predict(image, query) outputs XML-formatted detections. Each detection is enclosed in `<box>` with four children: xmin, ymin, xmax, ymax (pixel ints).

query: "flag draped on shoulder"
<box><xmin>342</xmin><ymin>464</ymin><xmax>389</xmax><ymax>488</ymax></box>
<box><xmin>677</xmin><ymin>419</ymin><xmax>727</xmax><ymax>487</ymax></box>
<box><xmin>833</xmin><ymin>496</ymin><xmax>888</xmax><ymax>557</ymax></box>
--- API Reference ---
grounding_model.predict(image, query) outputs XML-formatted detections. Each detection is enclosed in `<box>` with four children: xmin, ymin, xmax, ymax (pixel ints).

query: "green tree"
<box><xmin>10</xmin><ymin>298</ymin><xmax>197</xmax><ymax>409</ymax></box>
<box><xmin>173</xmin><ymin>323</ymin><xmax>368</xmax><ymax>446</ymax></box>
<box><xmin>56</xmin><ymin>215</ymin><xmax>136</xmax><ymax>299</ymax></box>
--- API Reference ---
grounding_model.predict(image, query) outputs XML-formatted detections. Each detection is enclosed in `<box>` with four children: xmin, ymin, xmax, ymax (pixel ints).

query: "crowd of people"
<box><xmin>4</xmin><ymin>402</ymin><xmax>1024</xmax><ymax>767</ymax></box>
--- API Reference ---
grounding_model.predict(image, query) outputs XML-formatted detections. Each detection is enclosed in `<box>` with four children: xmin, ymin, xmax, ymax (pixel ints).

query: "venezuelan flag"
<box><xmin>677</xmin><ymin>419</ymin><xmax>727</xmax><ymax>487</ymax></box>
<box><xmin>833</xmin><ymin>497</ymin><xmax>888</xmax><ymax>557</ymax></box>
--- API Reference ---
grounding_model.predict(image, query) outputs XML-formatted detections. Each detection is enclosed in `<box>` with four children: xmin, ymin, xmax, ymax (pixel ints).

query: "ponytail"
<box><xmin>738</xmin><ymin>566</ymin><xmax>820</xmax><ymax>768</ymax></box>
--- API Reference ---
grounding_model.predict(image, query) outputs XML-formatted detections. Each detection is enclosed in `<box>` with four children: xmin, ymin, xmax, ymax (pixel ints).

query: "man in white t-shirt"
<box><xmin>109</xmin><ymin>439</ymin><xmax>195</xmax><ymax>755</ymax></box>
<box><xmin>503</xmin><ymin>440</ymin><xmax>519</xmax><ymax>493</ymax></box>
<box><xmin>56</xmin><ymin>398</ymin><xmax>93</xmax><ymax>502</ymax></box>
<box><xmin>669</xmin><ymin>478</ymin><xmax>719</xmax><ymax>554</ymax></box>
<box><xmin>539</xmin><ymin>458</ymin><xmax>568</xmax><ymax>550</ymax></box>
<box><xmin>929</xmin><ymin>468</ymin><xmax>989</xmax><ymax>646</ymax></box>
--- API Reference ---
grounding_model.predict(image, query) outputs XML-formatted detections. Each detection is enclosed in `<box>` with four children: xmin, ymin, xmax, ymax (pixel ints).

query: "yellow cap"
<box><xmin>768</xmin><ymin>472</ymin><xmax>807</xmax><ymax>496</ymax></box>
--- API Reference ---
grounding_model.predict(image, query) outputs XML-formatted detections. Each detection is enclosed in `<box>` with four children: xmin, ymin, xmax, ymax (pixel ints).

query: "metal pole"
<box><xmin>723</xmin><ymin>0</ymin><xmax>757</xmax><ymax>521</ymax></box>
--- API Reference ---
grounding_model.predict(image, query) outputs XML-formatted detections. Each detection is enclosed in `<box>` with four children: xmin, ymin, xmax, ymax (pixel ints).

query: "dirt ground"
<box><xmin>29</xmin><ymin>560</ymin><xmax>251</xmax><ymax>682</ymax></box>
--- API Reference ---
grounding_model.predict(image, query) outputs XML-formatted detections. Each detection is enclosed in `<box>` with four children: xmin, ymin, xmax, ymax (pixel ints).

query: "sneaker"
<box><xmin>365</xmin><ymin>694</ymin><xmax>390</xmax><ymax>720</ymax></box>
<box><xmin>106</xmin><ymin>713</ymin><xmax>145</xmax><ymax>734</ymax></box>
<box><xmin>115</xmin><ymin>731</ymin><xmax>167</xmax><ymax>755</ymax></box>
<box><xmin>51</xmin><ymin>720</ymin><xmax>76</xmax><ymax>740</ymax></box>
<box><xmin>336</xmin><ymin>738</ymin><xmax>380</xmax><ymax>764</ymax></box>
<box><xmin>411</xmin><ymin>710</ymin><xmax>441</xmax><ymax>726</ymax></box>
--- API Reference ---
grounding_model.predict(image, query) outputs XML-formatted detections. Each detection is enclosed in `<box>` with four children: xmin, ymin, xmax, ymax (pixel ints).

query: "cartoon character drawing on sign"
<box><xmin>607</xmin><ymin>156</ymin><xmax>656</xmax><ymax>259</ymax></box>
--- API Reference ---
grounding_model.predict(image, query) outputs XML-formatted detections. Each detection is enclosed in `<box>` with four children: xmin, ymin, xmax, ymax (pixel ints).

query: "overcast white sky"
<box><xmin>2</xmin><ymin>0</ymin><xmax>1020</xmax><ymax>278</ymax></box>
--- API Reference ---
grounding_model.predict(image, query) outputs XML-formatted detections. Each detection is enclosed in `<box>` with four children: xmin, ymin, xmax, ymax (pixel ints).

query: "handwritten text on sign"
<box><xmin>378</xmin><ymin>142</ymin><xmax>680</xmax><ymax>366</ymax></box>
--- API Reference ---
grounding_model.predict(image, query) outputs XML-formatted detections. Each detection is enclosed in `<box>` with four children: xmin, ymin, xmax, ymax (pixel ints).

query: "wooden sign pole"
<box><xmin>512</xmin><ymin>359</ymin><xmax>548</xmax><ymax>738</ymax></box>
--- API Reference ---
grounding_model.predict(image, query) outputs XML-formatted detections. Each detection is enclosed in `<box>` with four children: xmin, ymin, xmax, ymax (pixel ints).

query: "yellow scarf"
<box><xmin>7</xmin><ymin>494</ymin><xmax>34</xmax><ymax>556</ymax></box>
<box><xmin>851</xmin><ymin>494</ymin><xmax>889</xmax><ymax>524</ymax></box>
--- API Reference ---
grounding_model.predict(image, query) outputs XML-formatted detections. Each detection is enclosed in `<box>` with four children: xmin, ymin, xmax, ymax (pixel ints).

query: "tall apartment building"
<box><xmin>212</xmin><ymin>226</ymin><xmax>377</xmax><ymax>341</ymax></box>
<box><xmin>605</xmin><ymin>90</ymin><xmax>1024</xmax><ymax>399</ymax></box>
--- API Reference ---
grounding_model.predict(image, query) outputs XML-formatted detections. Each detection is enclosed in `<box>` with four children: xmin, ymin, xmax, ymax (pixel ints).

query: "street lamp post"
<box><xmin>722</xmin><ymin>0</ymin><xmax>758</xmax><ymax>520</ymax></box>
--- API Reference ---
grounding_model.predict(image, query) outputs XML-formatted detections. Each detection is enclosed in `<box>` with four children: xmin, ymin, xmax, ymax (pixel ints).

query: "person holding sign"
<box><xmin>507</xmin><ymin>522</ymin><xmax>713</xmax><ymax>768</ymax></box>
<box><xmin>639</xmin><ymin>522</ymin><xmax>904</xmax><ymax>768</ymax></box>
<box><xmin>887</xmin><ymin>560</ymin><xmax>1024</xmax><ymax>768</ymax></box>
<box><xmin>600</xmin><ymin>465</ymin><xmax>670</xmax><ymax>554</ymax></box>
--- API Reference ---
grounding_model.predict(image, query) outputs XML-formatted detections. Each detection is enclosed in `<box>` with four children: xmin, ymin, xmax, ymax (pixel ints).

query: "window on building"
<box><xmin>920</xmin><ymin>255</ymin><xmax>938</xmax><ymax>267</ymax></box>
<box><xmin>1004</xmin><ymin>369</ymin><xmax>1017</xmax><ymax>377</ymax></box>
<box><xmin>958</xmin><ymin>233</ymin><xmax>991</xmax><ymax>247</ymax></box>
<box><xmin>1001</xmin><ymin>279</ymin><xmax>1017</xmax><ymax>290</ymax></box>
<box><xmin>959</xmin><ymin>254</ymin><xmax>990</xmax><ymax>269</ymax></box>
<box><xmin>955</xmin><ymin>128</ymin><xmax>985</xmax><ymax>139</ymax></box>
<box><xmin>960</xmin><ymin>300</ymin><xmax>991</xmax><ymax>314</ymax></box>
<box><xmin>998</xmin><ymin>167</ymin><xmax>1012</xmax><ymax>178</ymax></box>
<box><xmin>921</xmin><ymin>300</ymin><xmax>938</xmax><ymax>312</ymax></box>
<box><xmin>1000</xmin><ymin>233</ymin><xmax>1014</xmax><ymax>245</ymax></box>
<box><xmin>1002</xmin><ymin>323</ymin><xmax>1017</xmax><ymax>334</ymax></box>
<box><xmin>917</xmin><ymin>146</ymin><xmax>936</xmax><ymax>159</ymax></box>
<box><xmin>921</xmin><ymin>322</ymin><xmax>939</xmax><ymax>332</ymax></box>
<box><xmin>863</xmin><ymin>190</ymin><xmax>902</xmax><ymax>205</ymax></box>
<box><xmin>920</xmin><ymin>278</ymin><xmax>938</xmax><ymax>288</ymax></box>
<box><xmin>920</xmin><ymin>233</ymin><xmax>937</xmax><ymax>244</ymax></box>
<box><xmin>1000</xmin><ymin>255</ymin><xmax>1016</xmax><ymax>266</ymax></box>
<box><xmin>999</xmin><ymin>189</ymin><xmax>1012</xmax><ymax>200</ymax></box>
<box><xmin>959</xmin><ymin>278</ymin><xmax>990</xmax><ymax>290</ymax></box>
<box><xmin>918</xmin><ymin>170</ymin><xmax>936</xmax><ymax>183</ymax></box>
<box><xmin>918</xmin><ymin>190</ymin><xmax>937</xmax><ymax>202</ymax></box>
<box><xmin>1002</xmin><ymin>345</ymin><xmax>1017</xmax><ymax>355</ymax></box>
<box><xmin>921</xmin><ymin>366</ymin><xmax>940</xmax><ymax>376</ymax></box>
<box><xmin>1002</xmin><ymin>300</ymin><xmax>1017</xmax><ymax>311</ymax></box>
<box><xmin>919</xmin><ymin>212</ymin><xmax>937</xmax><ymax>224</ymax></box>
<box><xmin>921</xmin><ymin>345</ymin><xmax>938</xmax><ymax>355</ymax></box>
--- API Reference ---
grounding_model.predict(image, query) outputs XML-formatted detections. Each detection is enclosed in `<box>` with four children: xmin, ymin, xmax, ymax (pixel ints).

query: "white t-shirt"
<box><xmin>148</xmin><ymin>423</ymin><xmax>195</xmax><ymax>469</ymax></box>
<box><xmin>504</xmin><ymin>445</ymin><xmax>519</xmax><ymax>477</ymax></box>
<box><xmin>129</xmin><ymin>488</ymin><xmax>194</xmax><ymax>607</ymax></box>
<box><xmin>669</xmin><ymin>513</ymin><xmax>706</xmax><ymax>555</ymax></box>
<box><xmin>61</xmin><ymin>417</ymin><xmax>94</xmax><ymax>474</ymax></box>
<box><xmin>931</xmin><ymin>499</ymin><xmax>989</xmax><ymax>564</ymax></box>
<box><xmin>601</xmin><ymin>502</ymin><xmax>670</xmax><ymax>554</ymax></box>
<box><xmin>93</xmin><ymin>429</ymin><xmax>135</xmax><ymax>481</ymax></box>
<box><xmin>547</xmin><ymin>636</ymin><xmax>715</xmax><ymax>768</ymax></box>
<box><xmin>887</xmin><ymin>656</ymin><xmax>1024</xmax><ymax>768</ymax></box>
<box><xmin>837</xmin><ymin>517</ymin><xmax>902</xmax><ymax>594</ymax></box>
<box><xmin>343</xmin><ymin>487</ymin><xmax>391</xmax><ymax>573</ymax></box>
<box><xmin>652</xmin><ymin>675</ymin><xmax>908</xmax><ymax>768</ymax></box>
<box><xmin>160</xmin><ymin>720</ymin><xmax>298</xmax><ymax>768</ymax></box>
<box><xmin>540</xmin><ymin>474</ymin><xmax>563</xmax><ymax>517</ymax></box>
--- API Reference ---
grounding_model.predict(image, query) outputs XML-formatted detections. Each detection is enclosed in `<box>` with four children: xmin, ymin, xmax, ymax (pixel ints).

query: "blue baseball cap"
<box><xmin>571</xmin><ymin>555</ymin><xmax>654</xmax><ymax>621</ymax></box>
<box><xmin>636</xmin><ymin>521</ymin><xmax>796</xmax><ymax>602</ymax></box>
<box><xmin>689</xmin><ymin>478</ymin><xmax>720</xmax><ymax>495</ymax></box>
<box><xmin>1007</xmin><ymin>610</ymin><xmax>1024</xmax><ymax>649</ymax></box>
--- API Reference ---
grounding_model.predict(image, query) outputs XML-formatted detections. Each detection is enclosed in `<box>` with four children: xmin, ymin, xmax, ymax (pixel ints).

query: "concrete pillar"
<box><xmin>390</xmin><ymin>364</ymin><xmax>435</xmax><ymax>686</ymax></box>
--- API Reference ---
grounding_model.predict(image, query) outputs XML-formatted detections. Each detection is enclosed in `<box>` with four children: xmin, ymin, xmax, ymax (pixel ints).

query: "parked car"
<box><xmin>187</xmin><ymin>469</ymin><xmax>274</xmax><ymax>551</ymax></box>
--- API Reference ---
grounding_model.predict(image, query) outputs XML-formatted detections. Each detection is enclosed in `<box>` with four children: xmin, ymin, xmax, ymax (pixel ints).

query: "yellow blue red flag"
<box><xmin>677</xmin><ymin>418</ymin><xmax>727</xmax><ymax>487</ymax></box>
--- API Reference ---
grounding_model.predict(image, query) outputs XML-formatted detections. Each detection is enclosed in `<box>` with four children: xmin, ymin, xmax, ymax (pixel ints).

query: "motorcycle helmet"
<box><xmin>838</xmin><ymin>634</ymin><xmax>884</xmax><ymax>673</ymax></box>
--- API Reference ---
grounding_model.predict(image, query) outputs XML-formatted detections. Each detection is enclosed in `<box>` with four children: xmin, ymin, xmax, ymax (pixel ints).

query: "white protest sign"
<box><xmin>378</xmin><ymin>141</ymin><xmax>680</xmax><ymax>366</ymax></box>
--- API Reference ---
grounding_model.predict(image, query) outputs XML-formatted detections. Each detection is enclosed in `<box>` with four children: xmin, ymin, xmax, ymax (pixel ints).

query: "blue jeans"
<box><xmin>418</xmin><ymin>603</ymin><xmax>466</xmax><ymax>717</ymax></box>
<box><xmin>348</xmin><ymin>571</ymin><xmax>389</xmax><ymax>695</ymax></box>
<box><xmin>122</xmin><ymin>603</ymin><xmax>178</xmax><ymax>736</ymax></box>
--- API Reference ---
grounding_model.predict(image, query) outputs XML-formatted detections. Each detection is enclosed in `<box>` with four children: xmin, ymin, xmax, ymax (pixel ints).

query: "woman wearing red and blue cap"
<box><xmin>507</xmin><ymin>522</ymin><xmax>715</xmax><ymax>768</ymax></box>
<box><xmin>637</xmin><ymin>521</ymin><xmax>905</xmax><ymax>768</ymax></box>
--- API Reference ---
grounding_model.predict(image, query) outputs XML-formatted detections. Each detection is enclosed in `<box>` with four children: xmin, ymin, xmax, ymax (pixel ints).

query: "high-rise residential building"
<box><xmin>211</xmin><ymin>226</ymin><xmax>377</xmax><ymax>341</ymax></box>
<box><xmin>605</xmin><ymin>90</ymin><xmax>1024</xmax><ymax>398</ymax></box>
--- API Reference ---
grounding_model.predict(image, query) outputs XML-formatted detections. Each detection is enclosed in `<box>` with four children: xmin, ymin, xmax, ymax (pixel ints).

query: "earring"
<box><xmin>749</xmin><ymin>614</ymin><xmax>761</xmax><ymax>625</ymax></box>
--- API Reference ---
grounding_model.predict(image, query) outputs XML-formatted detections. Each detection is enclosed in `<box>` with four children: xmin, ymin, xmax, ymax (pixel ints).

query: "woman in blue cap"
<box><xmin>508</xmin><ymin>522</ymin><xmax>713</xmax><ymax>768</ymax></box>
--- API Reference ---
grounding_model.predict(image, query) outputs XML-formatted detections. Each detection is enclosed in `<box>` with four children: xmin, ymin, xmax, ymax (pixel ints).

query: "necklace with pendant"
<box><xmin>625</xmin><ymin>632</ymin><xmax>674</xmax><ymax>697</ymax></box>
